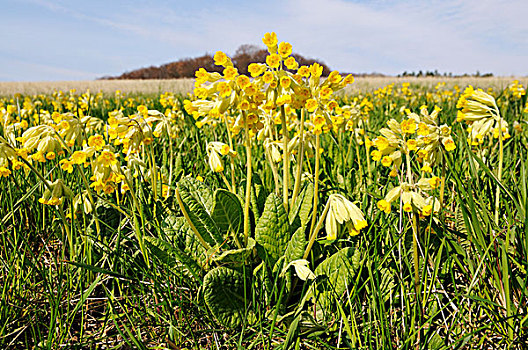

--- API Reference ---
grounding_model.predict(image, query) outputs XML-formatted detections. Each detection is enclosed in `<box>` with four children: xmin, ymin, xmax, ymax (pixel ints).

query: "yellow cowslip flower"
<box><xmin>278</xmin><ymin>42</ymin><xmax>292</xmax><ymax>58</ymax></box>
<box><xmin>59</xmin><ymin>159</ymin><xmax>74</xmax><ymax>173</ymax></box>
<box><xmin>381</xmin><ymin>156</ymin><xmax>392</xmax><ymax>167</ymax></box>
<box><xmin>0</xmin><ymin>166</ymin><xmax>11</xmax><ymax>177</ymax></box>
<box><xmin>236</xmin><ymin>75</ymin><xmax>251</xmax><ymax>89</ymax></box>
<box><xmin>88</xmin><ymin>134</ymin><xmax>105</xmax><ymax>150</ymax></box>
<box><xmin>342</xmin><ymin>74</ymin><xmax>354</xmax><ymax>86</ymax></box>
<box><xmin>266</xmin><ymin>53</ymin><xmax>281</xmax><ymax>69</ymax></box>
<box><xmin>327</xmin><ymin>71</ymin><xmax>342</xmax><ymax>85</ymax></box>
<box><xmin>103</xmin><ymin>183</ymin><xmax>115</xmax><ymax>195</ymax></box>
<box><xmin>421</xmin><ymin>164</ymin><xmax>433</xmax><ymax>173</ymax></box>
<box><xmin>208</xmin><ymin>149</ymin><xmax>224</xmax><ymax>173</ymax></box>
<box><xmin>305</xmin><ymin>98</ymin><xmax>318</xmax><ymax>112</ymax></box>
<box><xmin>46</xmin><ymin>151</ymin><xmax>56</xmax><ymax>160</ymax></box>
<box><xmin>403</xmin><ymin>202</ymin><xmax>413</xmax><ymax>212</ymax></box>
<box><xmin>262</xmin><ymin>71</ymin><xmax>275</xmax><ymax>84</ymax></box>
<box><xmin>377</xmin><ymin>199</ymin><xmax>391</xmax><ymax>214</ymax></box>
<box><xmin>389</xmin><ymin>168</ymin><xmax>398</xmax><ymax>177</ymax></box>
<box><xmin>71</xmin><ymin>150</ymin><xmax>87</xmax><ymax>165</ymax></box>
<box><xmin>284</xmin><ymin>56</ymin><xmax>298</xmax><ymax>70</ymax></box>
<box><xmin>195</xmin><ymin>68</ymin><xmax>209</xmax><ymax>83</ymax></box>
<box><xmin>319</xmin><ymin>87</ymin><xmax>333</xmax><ymax>100</ymax></box>
<box><xmin>325</xmin><ymin>194</ymin><xmax>367</xmax><ymax>240</ymax></box>
<box><xmin>214</xmin><ymin>51</ymin><xmax>229</xmax><ymax>66</ymax></box>
<box><xmin>371</xmin><ymin>150</ymin><xmax>382</xmax><ymax>161</ymax></box>
<box><xmin>262</xmin><ymin>32</ymin><xmax>278</xmax><ymax>48</ymax></box>
<box><xmin>216</xmin><ymin>82</ymin><xmax>232</xmax><ymax>98</ymax></box>
<box><xmin>401</xmin><ymin>118</ymin><xmax>417</xmax><ymax>134</ymax></box>
<box><xmin>374</xmin><ymin>136</ymin><xmax>390</xmax><ymax>151</ymax></box>
<box><xmin>421</xmin><ymin>205</ymin><xmax>433</xmax><ymax>216</ymax></box>
<box><xmin>97</xmin><ymin>151</ymin><xmax>117</xmax><ymax>167</ymax></box>
<box><xmin>298</xmin><ymin>66</ymin><xmax>310</xmax><ymax>77</ymax></box>
<box><xmin>428</xmin><ymin>176</ymin><xmax>441</xmax><ymax>189</ymax></box>
<box><xmin>407</xmin><ymin>139</ymin><xmax>417</xmax><ymax>151</ymax></box>
<box><xmin>280</xmin><ymin>76</ymin><xmax>291</xmax><ymax>90</ymax></box>
<box><xmin>276</xmin><ymin>94</ymin><xmax>291</xmax><ymax>106</ymax></box>
<box><xmin>442</xmin><ymin>137</ymin><xmax>456</xmax><ymax>151</ymax></box>
<box><xmin>223</xmin><ymin>66</ymin><xmax>238</xmax><ymax>80</ymax></box>
<box><xmin>417</xmin><ymin>122</ymin><xmax>429</xmax><ymax>136</ymax></box>
<box><xmin>90</xmin><ymin>179</ymin><xmax>105</xmax><ymax>192</ymax></box>
<box><xmin>248</xmin><ymin>63</ymin><xmax>266</xmax><ymax>77</ymax></box>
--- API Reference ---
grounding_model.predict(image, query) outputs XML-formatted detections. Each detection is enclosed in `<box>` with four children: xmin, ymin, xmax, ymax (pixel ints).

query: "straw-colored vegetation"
<box><xmin>1</xmin><ymin>76</ymin><xmax>526</xmax><ymax>97</ymax></box>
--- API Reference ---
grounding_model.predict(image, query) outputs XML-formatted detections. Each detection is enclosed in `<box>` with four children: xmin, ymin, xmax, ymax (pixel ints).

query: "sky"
<box><xmin>0</xmin><ymin>0</ymin><xmax>527</xmax><ymax>81</ymax></box>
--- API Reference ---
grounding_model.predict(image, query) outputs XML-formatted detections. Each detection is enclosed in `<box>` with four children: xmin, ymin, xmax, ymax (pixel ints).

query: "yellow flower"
<box><xmin>236</xmin><ymin>75</ymin><xmax>251</xmax><ymax>89</ymax></box>
<box><xmin>371</xmin><ymin>150</ymin><xmax>382</xmax><ymax>161</ymax></box>
<box><xmin>280</xmin><ymin>76</ymin><xmax>291</xmax><ymax>90</ymax></box>
<box><xmin>217</xmin><ymin>82</ymin><xmax>232</xmax><ymax>98</ymax></box>
<box><xmin>0</xmin><ymin>166</ymin><xmax>11</xmax><ymax>177</ymax></box>
<box><xmin>71</xmin><ymin>151</ymin><xmax>87</xmax><ymax>165</ymax></box>
<box><xmin>298</xmin><ymin>66</ymin><xmax>310</xmax><ymax>77</ymax></box>
<box><xmin>59</xmin><ymin>159</ymin><xmax>74</xmax><ymax>173</ymax></box>
<box><xmin>278</xmin><ymin>42</ymin><xmax>292</xmax><ymax>58</ymax></box>
<box><xmin>262</xmin><ymin>32</ymin><xmax>278</xmax><ymax>47</ymax></box>
<box><xmin>407</xmin><ymin>139</ymin><xmax>417</xmax><ymax>151</ymax></box>
<box><xmin>421</xmin><ymin>205</ymin><xmax>433</xmax><ymax>216</ymax></box>
<box><xmin>403</xmin><ymin>202</ymin><xmax>413</xmax><ymax>212</ymax></box>
<box><xmin>284</xmin><ymin>57</ymin><xmax>298</xmax><ymax>70</ymax></box>
<box><xmin>223</xmin><ymin>66</ymin><xmax>238</xmax><ymax>80</ymax></box>
<box><xmin>97</xmin><ymin>151</ymin><xmax>117</xmax><ymax>167</ymax></box>
<box><xmin>263</xmin><ymin>71</ymin><xmax>275</xmax><ymax>84</ymax></box>
<box><xmin>401</xmin><ymin>118</ymin><xmax>417</xmax><ymax>134</ymax></box>
<box><xmin>214</xmin><ymin>51</ymin><xmax>228</xmax><ymax>66</ymax></box>
<box><xmin>266</xmin><ymin>53</ymin><xmax>281</xmax><ymax>69</ymax></box>
<box><xmin>442</xmin><ymin>138</ymin><xmax>456</xmax><ymax>151</ymax></box>
<box><xmin>375</xmin><ymin>136</ymin><xmax>390</xmax><ymax>151</ymax></box>
<box><xmin>88</xmin><ymin>134</ymin><xmax>105</xmax><ymax>150</ymax></box>
<box><xmin>46</xmin><ymin>151</ymin><xmax>56</xmax><ymax>160</ymax></box>
<box><xmin>248</xmin><ymin>63</ymin><xmax>265</xmax><ymax>77</ymax></box>
<box><xmin>305</xmin><ymin>98</ymin><xmax>318</xmax><ymax>112</ymax></box>
<box><xmin>381</xmin><ymin>156</ymin><xmax>392</xmax><ymax>167</ymax></box>
<box><xmin>377</xmin><ymin>199</ymin><xmax>391</xmax><ymax>214</ymax></box>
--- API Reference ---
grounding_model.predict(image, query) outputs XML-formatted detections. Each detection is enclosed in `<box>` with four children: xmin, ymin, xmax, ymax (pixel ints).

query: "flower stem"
<box><xmin>279</xmin><ymin>105</ymin><xmax>289</xmax><ymax>212</ymax></box>
<box><xmin>291</xmin><ymin>108</ymin><xmax>305</xmax><ymax>207</ymax></box>
<box><xmin>243</xmin><ymin>116</ymin><xmax>252</xmax><ymax>246</ymax></box>
<box><xmin>307</xmin><ymin>133</ymin><xmax>321</xmax><ymax>252</ymax></box>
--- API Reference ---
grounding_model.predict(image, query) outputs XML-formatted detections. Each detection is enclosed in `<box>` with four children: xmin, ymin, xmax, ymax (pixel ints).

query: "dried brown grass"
<box><xmin>0</xmin><ymin>76</ymin><xmax>526</xmax><ymax>97</ymax></box>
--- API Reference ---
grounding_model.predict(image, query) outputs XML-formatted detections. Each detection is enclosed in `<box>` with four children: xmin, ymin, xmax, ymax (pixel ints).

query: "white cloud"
<box><xmin>4</xmin><ymin>0</ymin><xmax>528</xmax><ymax>80</ymax></box>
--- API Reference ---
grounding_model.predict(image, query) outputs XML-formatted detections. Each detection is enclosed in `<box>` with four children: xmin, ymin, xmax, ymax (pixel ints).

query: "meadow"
<box><xmin>0</xmin><ymin>33</ymin><xmax>527</xmax><ymax>349</ymax></box>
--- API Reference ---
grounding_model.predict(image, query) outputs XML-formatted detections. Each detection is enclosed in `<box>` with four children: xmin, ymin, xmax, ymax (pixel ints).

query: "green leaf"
<box><xmin>203</xmin><ymin>267</ymin><xmax>248</xmax><ymax>328</ymax></box>
<box><xmin>255</xmin><ymin>193</ymin><xmax>291</xmax><ymax>267</ymax></box>
<box><xmin>289</xmin><ymin>182</ymin><xmax>313</xmax><ymax>227</ymax></box>
<box><xmin>283</xmin><ymin>227</ymin><xmax>306</xmax><ymax>267</ymax></box>
<box><xmin>212</xmin><ymin>237</ymin><xmax>255</xmax><ymax>266</ymax></box>
<box><xmin>159</xmin><ymin>214</ymin><xmax>207</xmax><ymax>280</ymax></box>
<box><xmin>211</xmin><ymin>189</ymin><xmax>243</xmax><ymax>238</ymax></box>
<box><xmin>314</xmin><ymin>247</ymin><xmax>361</xmax><ymax>302</ymax></box>
<box><xmin>177</xmin><ymin>178</ymin><xmax>222</xmax><ymax>245</ymax></box>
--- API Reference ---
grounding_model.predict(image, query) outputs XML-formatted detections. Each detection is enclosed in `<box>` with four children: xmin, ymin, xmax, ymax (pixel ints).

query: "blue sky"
<box><xmin>1</xmin><ymin>0</ymin><xmax>527</xmax><ymax>81</ymax></box>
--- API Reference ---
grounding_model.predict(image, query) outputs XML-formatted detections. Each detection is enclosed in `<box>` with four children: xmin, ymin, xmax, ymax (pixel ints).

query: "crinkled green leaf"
<box><xmin>212</xmin><ymin>237</ymin><xmax>255</xmax><ymax>266</ymax></box>
<box><xmin>177</xmin><ymin>178</ymin><xmax>222</xmax><ymax>245</ymax></box>
<box><xmin>289</xmin><ymin>182</ymin><xmax>313</xmax><ymax>227</ymax></box>
<box><xmin>203</xmin><ymin>267</ymin><xmax>248</xmax><ymax>328</ymax></box>
<box><xmin>211</xmin><ymin>189</ymin><xmax>243</xmax><ymax>238</ymax></box>
<box><xmin>315</xmin><ymin>247</ymin><xmax>361</xmax><ymax>300</ymax></box>
<box><xmin>283</xmin><ymin>227</ymin><xmax>306</xmax><ymax>267</ymax></box>
<box><xmin>255</xmin><ymin>193</ymin><xmax>291</xmax><ymax>267</ymax></box>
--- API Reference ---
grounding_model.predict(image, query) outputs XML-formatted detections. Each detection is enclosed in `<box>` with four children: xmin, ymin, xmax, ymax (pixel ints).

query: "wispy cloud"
<box><xmin>2</xmin><ymin>0</ymin><xmax>527</xmax><ymax>81</ymax></box>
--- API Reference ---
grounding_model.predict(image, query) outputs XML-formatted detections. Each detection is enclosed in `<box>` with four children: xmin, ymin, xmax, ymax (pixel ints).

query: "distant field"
<box><xmin>1</xmin><ymin>76</ymin><xmax>526</xmax><ymax>96</ymax></box>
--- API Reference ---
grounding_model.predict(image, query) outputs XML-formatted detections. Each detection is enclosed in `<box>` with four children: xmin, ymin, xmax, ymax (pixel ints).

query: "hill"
<box><xmin>102</xmin><ymin>45</ymin><xmax>332</xmax><ymax>80</ymax></box>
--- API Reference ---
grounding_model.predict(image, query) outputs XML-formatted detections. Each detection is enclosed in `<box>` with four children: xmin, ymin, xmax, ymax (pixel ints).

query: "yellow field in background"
<box><xmin>0</xmin><ymin>76</ymin><xmax>526</xmax><ymax>96</ymax></box>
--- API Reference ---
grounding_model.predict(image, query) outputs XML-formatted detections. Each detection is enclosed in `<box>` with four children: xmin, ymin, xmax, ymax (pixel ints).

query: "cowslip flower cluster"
<box><xmin>456</xmin><ymin>86</ymin><xmax>510</xmax><ymax>145</ymax></box>
<box><xmin>207</xmin><ymin>141</ymin><xmax>236</xmax><ymax>173</ymax></box>
<box><xmin>377</xmin><ymin>179</ymin><xmax>440</xmax><ymax>217</ymax></box>
<box><xmin>325</xmin><ymin>194</ymin><xmax>367</xmax><ymax>240</ymax></box>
